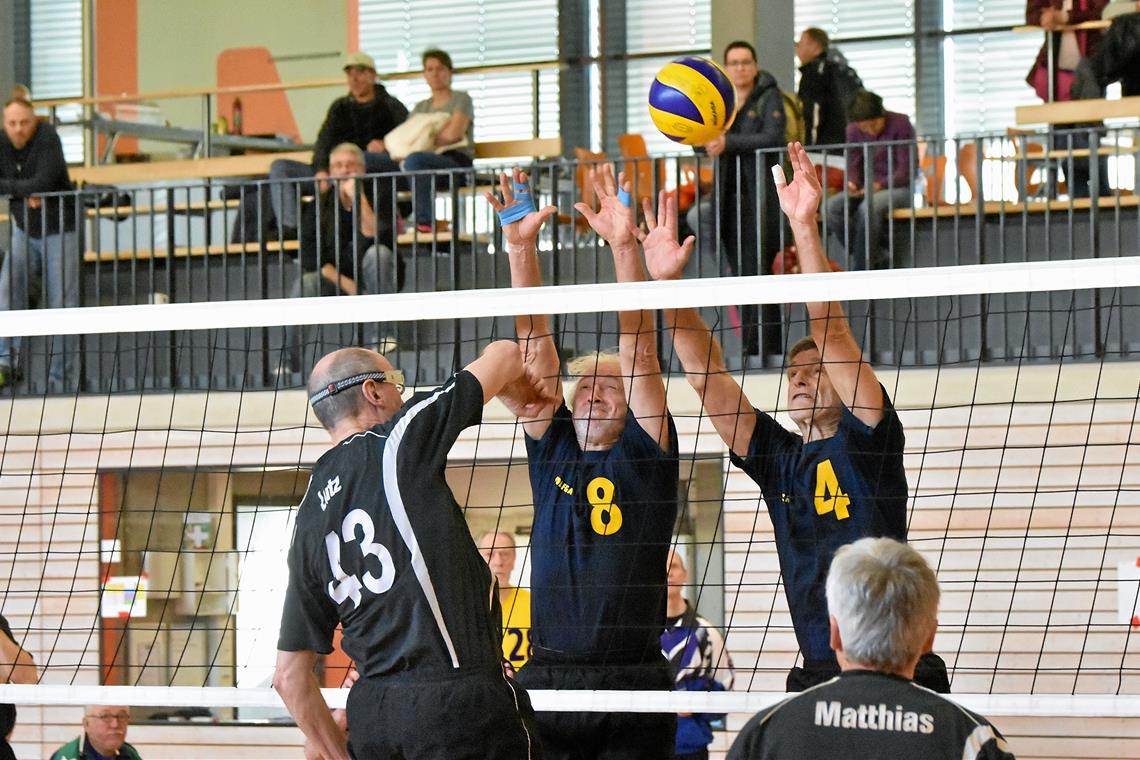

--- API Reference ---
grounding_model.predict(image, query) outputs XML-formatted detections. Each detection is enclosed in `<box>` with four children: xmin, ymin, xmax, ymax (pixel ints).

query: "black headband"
<box><xmin>309</xmin><ymin>370</ymin><xmax>403</xmax><ymax>406</ymax></box>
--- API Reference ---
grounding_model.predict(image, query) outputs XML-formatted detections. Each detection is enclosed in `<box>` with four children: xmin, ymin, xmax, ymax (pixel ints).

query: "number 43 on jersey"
<box><xmin>325</xmin><ymin>509</ymin><xmax>396</xmax><ymax>608</ymax></box>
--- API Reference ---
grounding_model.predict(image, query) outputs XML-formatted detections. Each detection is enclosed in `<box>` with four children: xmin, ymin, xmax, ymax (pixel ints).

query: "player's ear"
<box><xmin>362</xmin><ymin>378</ymin><xmax>386</xmax><ymax>408</ymax></box>
<box><xmin>828</xmin><ymin>615</ymin><xmax>843</xmax><ymax>654</ymax></box>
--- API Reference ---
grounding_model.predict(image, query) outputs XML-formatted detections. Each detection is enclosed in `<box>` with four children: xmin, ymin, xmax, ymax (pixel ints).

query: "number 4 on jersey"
<box><xmin>814</xmin><ymin>459</ymin><xmax>851</xmax><ymax>520</ymax></box>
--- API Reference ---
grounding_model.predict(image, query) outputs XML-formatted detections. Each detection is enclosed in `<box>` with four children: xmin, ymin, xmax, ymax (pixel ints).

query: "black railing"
<box><xmin>0</xmin><ymin>124</ymin><xmax>1136</xmax><ymax>394</ymax></box>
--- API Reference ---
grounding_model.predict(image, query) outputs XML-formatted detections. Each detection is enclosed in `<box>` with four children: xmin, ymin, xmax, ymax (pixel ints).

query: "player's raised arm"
<box><xmin>641</xmin><ymin>189</ymin><xmax>757</xmax><ymax>457</ymax></box>
<box><xmin>774</xmin><ymin>143</ymin><xmax>884</xmax><ymax>428</ymax></box>
<box><xmin>576</xmin><ymin>165</ymin><xmax>669</xmax><ymax>450</ymax></box>
<box><xmin>465</xmin><ymin>339</ymin><xmax>559</xmax><ymax>417</ymax></box>
<box><xmin>485</xmin><ymin>169</ymin><xmax>562</xmax><ymax>437</ymax></box>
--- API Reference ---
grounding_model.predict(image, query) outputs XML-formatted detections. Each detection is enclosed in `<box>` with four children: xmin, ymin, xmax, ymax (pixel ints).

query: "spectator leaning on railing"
<box><xmin>825</xmin><ymin>91</ymin><xmax>915</xmax><ymax>271</ymax></box>
<box><xmin>0</xmin><ymin>95</ymin><xmax>79</xmax><ymax>390</ymax></box>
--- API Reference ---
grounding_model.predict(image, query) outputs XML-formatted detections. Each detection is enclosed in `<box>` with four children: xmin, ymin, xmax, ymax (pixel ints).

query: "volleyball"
<box><xmin>648</xmin><ymin>55</ymin><xmax>735</xmax><ymax>145</ymax></box>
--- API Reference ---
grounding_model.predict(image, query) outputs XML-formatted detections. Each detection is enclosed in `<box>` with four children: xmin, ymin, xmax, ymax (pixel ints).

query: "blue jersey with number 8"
<box><xmin>525</xmin><ymin>404</ymin><xmax>679</xmax><ymax>661</ymax></box>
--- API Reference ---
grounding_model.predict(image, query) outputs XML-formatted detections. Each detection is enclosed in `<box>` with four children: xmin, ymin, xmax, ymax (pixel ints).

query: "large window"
<box><xmin>944</xmin><ymin>1</ymin><xmax>1045</xmax><ymax>136</ymax></box>
<box><xmin>795</xmin><ymin>0</ymin><xmax>917</xmax><ymax>121</ymax></box>
<box><xmin>624</xmin><ymin>0</ymin><xmax>712</xmax><ymax>154</ymax></box>
<box><xmin>358</xmin><ymin>0</ymin><xmax>560</xmax><ymax>144</ymax></box>
<box><xmin>29</xmin><ymin>0</ymin><xmax>84</xmax><ymax>161</ymax></box>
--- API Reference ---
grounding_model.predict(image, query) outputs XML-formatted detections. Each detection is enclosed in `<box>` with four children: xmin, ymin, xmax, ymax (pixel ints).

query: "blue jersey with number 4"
<box><xmin>730</xmin><ymin>387</ymin><xmax>908</xmax><ymax>661</ymax></box>
<box><xmin>525</xmin><ymin>403</ymin><xmax>679</xmax><ymax>661</ymax></box>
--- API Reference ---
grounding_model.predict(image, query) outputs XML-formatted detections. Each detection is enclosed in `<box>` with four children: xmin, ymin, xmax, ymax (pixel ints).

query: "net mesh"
<box><xmin>0</xmin><ymin>258</ymin><xmax>1138</xmax><ymax>757</ymax></box>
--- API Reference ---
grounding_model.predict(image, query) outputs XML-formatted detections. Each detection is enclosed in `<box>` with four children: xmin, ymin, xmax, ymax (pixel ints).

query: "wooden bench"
<box><xmin>70</xmin><ymin>150</ymin><xmax>312</xmax><ymax>186</ymax></box>
<box><xmin>893</xmin><ymin>193</ymin><xmax>1139</xmax><ymax>220</ymax></box>
<box><xmin>83</xmin><ymin>239</ymin><xmax>298</xmax><ymax>263</ymax></box>
<box><xmin>1015</xmin><ymin>96</ymin><xmax>1140</xmax><ymax>126</ymax></box>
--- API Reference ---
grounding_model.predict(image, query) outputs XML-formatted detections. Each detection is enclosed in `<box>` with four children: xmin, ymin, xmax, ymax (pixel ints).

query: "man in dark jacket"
<box><xmin>267</xmin><ymin>51</ymin><xmax>408</xmax><ymax>236</ymax></box>
<box><xmin>1072</xmin><ymin>2</ymin><xmax>1140</xmax><ymax>96</ymax></box>
<box><xmin>700</xmin><ymin>40</ymin><xmax>786</xmax><ymax>357</ymax></box>
<box><xmin>795</xmin><ymin>27</ymin><xmax>861</xmax><ymax>146</ymax></box>
<box><xmin>0</xmin><ymin>96</ymin><xmax>79</xmax><ymax>388</ymax></box>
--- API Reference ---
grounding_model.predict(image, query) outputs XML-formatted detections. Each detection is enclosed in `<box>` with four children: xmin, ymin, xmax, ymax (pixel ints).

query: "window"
<box><xmin>795</xmin><ymin>0</ymin><xmax>917</xmax><ymax>122</ymax></box>
<box><xmin>796</xmin><ymin>0</ymin><xmax>916</xmax><ymax>37</ymax></box>
<box><xmin>30</xmin><ymin>0</ymin><xmax>84</xmax><ymax>161</ymax></box>
<box><xmin>943</xmin><ymin>31</ymin><xmax>1042</xmax><ymax>136</ymax></box>
<box><xmin>358</xmin><ymin>0</ymin><xmax>560</xmax><ymax>144</ymax></box>
<box><xmin>624</xmin><ymin>0</ymin><xmax>712</xmax><ymax>154</ymax></box>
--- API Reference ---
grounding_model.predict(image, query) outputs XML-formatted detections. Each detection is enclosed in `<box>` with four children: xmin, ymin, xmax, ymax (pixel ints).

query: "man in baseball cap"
<box><xmin>264</xmin><ymin>50</ymin><xmax>407</xmax><ymax>238</ymax></box>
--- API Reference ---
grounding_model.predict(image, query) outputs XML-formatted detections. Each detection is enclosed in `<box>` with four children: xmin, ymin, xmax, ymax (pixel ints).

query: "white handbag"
<box><xmin>383</xmin><ymin>112</ymin><xmax>450</xmax><ymax>159</ymax></box>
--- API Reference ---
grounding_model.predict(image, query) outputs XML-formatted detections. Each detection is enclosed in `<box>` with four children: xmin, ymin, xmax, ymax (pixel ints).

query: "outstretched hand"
<box><xmin>484</xmin><ymin>168</ymin><xmax>558</xmax><ymax>249</ymax></box>
<box><xmin>496</xmin><ymin>344</ymin><xmax>560</xmax><ymax>420</ymax></box>
<box><xmin>575</xmin><ymin>164</ymin><xmax>639</xmax><ymax>247</ymax></box>
<box><xmin>639</xmin><ymin>189</ymin><xmax>695</xmax><ymax>282</ymax></box>
<box><xmin>773</xmin><ymin>142</ymin><xmax>824</xmax><ymax>226</ymax></box>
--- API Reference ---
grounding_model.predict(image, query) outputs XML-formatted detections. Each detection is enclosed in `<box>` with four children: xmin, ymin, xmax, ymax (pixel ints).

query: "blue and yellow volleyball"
<box><xmin>648</xmin><ymin>56</ymin><xmax>735</xmax><ymax>146</ymax></box>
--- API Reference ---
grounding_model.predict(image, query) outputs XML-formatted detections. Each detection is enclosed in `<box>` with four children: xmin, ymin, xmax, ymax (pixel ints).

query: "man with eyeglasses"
<box><xmin>49</xmin><ymin>707</ymin><xmax>141</xmax><ymax>760</ymax></box>
<box><xmin>275</xmin><ymin>342</ymin><xmax>553</xmax><ymax>760</ymax></box>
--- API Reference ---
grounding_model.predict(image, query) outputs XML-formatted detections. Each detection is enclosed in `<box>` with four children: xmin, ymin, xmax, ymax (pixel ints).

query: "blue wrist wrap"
<box><xmin>498</xmin><ymin>181</ymin><xmax>536</xmax><ymax>225</ymax></box>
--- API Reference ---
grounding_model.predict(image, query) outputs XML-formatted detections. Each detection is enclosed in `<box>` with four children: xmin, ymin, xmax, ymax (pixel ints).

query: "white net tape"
<box><xmin>0</xmin><ymin>256</ymin><xmax>1136</xmax><ymax>337</ymax></box>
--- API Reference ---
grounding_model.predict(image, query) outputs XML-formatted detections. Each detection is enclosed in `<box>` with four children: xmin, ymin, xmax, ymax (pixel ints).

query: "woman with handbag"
<box><xmin>401</xmin><ymin>49</ymin><xmax>475</xmax><ymax>234</ymax></box>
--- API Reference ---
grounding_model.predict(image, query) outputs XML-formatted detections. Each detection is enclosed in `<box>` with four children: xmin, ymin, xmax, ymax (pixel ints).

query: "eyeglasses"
<box><xmin>88</xmin><ymin>712</ymin><xmax>130</xmax><ymax>724</ymax></box>
<box><xmin>309</xmin><ymin>369</ymin><xmax>406</xmax><ymax>406</ymax></box>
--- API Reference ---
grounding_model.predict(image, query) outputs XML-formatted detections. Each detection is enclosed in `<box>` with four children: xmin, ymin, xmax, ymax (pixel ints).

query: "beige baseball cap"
<box><xmin>343</xmin><ymin>51</ymin><xmax>376</xmax><ymax>72</ymax></box>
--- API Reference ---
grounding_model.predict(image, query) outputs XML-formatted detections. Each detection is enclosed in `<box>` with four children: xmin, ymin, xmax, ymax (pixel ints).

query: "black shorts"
<box><xmin>347</xmin><ymin>667</ymin><xmax>540</xmax><ymax>760</ymax></box>
<box><xmin>786</xmin><ymin>652</ymin><xmax>951</xmax><ymax>693</ymax></box>
<box><xmin>515</xmin><ymin>650</ymin><xmax>676</xmax><ymax>760</ymax></box>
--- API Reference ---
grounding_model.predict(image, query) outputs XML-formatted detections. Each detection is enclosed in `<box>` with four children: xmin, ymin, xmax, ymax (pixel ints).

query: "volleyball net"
<box><xmin>0</xmin><ymin>254</ymin><xmax>1138</xmax><ymax>731</ymax></box>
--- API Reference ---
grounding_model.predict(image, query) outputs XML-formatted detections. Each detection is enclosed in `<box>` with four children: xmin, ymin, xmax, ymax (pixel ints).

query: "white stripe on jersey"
<box><xmin>961</xmin><ymin>724</ymin><xmax>1006</xmax><ymax>760</ymax></box>
<box><xmin>382</xmin><ymin>383</ymin><xmax>462</xmax><ymax>668</ymax></box>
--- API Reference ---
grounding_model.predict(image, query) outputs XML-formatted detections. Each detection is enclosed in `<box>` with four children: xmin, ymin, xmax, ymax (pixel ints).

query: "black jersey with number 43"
<box><xmin>277</xmin><ymin>371</ymin><xmax>503</xmax><ymax>678</ymax></box>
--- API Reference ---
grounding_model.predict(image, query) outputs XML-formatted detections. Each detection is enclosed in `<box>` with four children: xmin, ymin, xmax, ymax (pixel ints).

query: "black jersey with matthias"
<box><xmin>278</xmin><ymin>371</ymin><xmax>503</xmax><ymax>678</ymax></box>
<box><xmin>729</xmin><ymin>387</ymin><xmax>908</xmax><ymax>661</ymax></box>
<box><xmin>727</xmin><ymin>670</ymin><xmax>1015</xmax><ymax>759</ymax></box>
<box><xmin>525</xmin><ymin>403</ymin><xmax>679</xmax><ymax>660</ymax></box>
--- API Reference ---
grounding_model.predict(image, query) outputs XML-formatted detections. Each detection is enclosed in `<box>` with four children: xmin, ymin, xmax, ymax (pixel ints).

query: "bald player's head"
<box><xmin>478</xmin><ymin>531</ymin><xmax>517</xmax><ymax>589</ymax></box>
<box><xmin>308</xmin><ymin>348</ymin><xmax>404</xmax><ymax>435</ymax></box>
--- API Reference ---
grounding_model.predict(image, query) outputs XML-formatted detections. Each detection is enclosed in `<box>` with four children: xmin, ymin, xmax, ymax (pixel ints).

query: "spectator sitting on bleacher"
<box><xmin>0</xmin><ymin>95</ymin><xmax>79</xmax><ymax>390</ymax></box>
<box><xmin>1072</xmin><ymin>1</ymin><xmax>1140</xmax><ymax>97</ymax></box>
<box><xmin>266</xmin><ymin>51</ymin><xmax>408</xmax><ymax>240</ymax></box>
<box><xmin>403</xmin><ymin>49</ymin><xmax>475</xmax><ymax>234</ymax></box>
<box><xmin>825</xmin><ymin>91</ymin><xmax>915</xmax><ymax>271</ymax></box>
<box><xmin>282</xmin><ymin>142</ymin><xmax>405</xmax><ymax>376</ymax></box>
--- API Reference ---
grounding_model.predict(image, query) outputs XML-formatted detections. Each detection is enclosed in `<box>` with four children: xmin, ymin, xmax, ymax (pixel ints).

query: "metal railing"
<box><xmin>0</xmin><ymin>124</ymin><xmax>1136</xmax><ymax>394</ymax></box>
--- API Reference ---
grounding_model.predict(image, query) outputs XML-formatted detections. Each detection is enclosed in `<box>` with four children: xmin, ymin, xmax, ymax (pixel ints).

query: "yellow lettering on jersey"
<box><xmin>587</xmin><ymin>476</ymin><xmax>623</xmax><ymax>535</ymax></box>
<box><xmin>814</xmin><ymin>459</ymin><xmax>851</xmax><ymax>520</ymax></box>
<box><xmin>554</xmin><ymin>475</ymin><xmax>574</xmax><ymax>495</ymax></box>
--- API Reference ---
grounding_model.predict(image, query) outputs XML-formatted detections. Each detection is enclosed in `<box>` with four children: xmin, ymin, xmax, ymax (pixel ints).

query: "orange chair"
<box><xmin>616</xmin><ymin>133</ymin><xmax>666</xmax><ymax>210</ymax></box>
<box><xmin>558</xmin><ymin>147</ymin><xmax>607</xmax><ymax>235</ymax></box>
<box><xmin>919</xmin><ymin>154</ymin><xmax>948</xmax><ymax>206</ymax></box>
<box><xmin>956</xmin><ymin>142</ymin><xmax>979</xmax><ymax>202</ymax></box>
